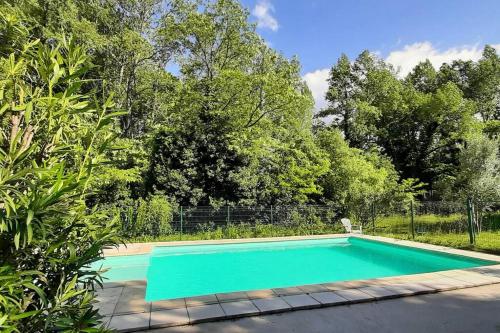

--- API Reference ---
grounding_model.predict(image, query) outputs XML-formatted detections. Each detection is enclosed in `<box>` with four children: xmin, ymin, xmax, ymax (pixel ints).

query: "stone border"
<box><xmin>103</xmin><ymin>234</ymin><xmax>350</xmax><ymax>257</ymax></box>
<box><xmin>103</xmin><ymin>234</ymin><xmax>500</xmax><ymax>263</ymax></box>
<box><xmin>100</xmin><ymin>265</ymin><xmax>500</xmax><ymax>332</ymax></box>
<box><xmin>97</xmin><ymin>235</ymin><xmax>500</xmax><ymax>332</ymax></box>
<box><xmin>351</xmin><ymin>234</ymin><xmax>500</xmax><ymax>262</ymax></box>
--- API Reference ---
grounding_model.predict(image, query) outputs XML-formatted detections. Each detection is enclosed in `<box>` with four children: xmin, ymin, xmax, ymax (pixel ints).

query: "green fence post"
<box><xmin>410</xmin><ymin>200</ymin><xmax>415</xmax><ymax>239</ymax></box>
<box><xmin>466</xmin><ymin>198</ymin><xmax>475</xmax><ymax>244</ymax></box>
<box><xmin>371</xmin><ymin>202</ymin><xmax>376</xmax><ymax>234</ymax></box>
<box><xmin>180</xmin><ymin>206</ymin><xmax>183</xmax><ymax>240</ymax></box>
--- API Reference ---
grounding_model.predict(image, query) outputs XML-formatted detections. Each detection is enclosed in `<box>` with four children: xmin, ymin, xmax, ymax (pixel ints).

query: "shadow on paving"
<box><xmin>137</xmin><ymin>283</ymin><xmax>500</xmax><ymax>333</ymax></box>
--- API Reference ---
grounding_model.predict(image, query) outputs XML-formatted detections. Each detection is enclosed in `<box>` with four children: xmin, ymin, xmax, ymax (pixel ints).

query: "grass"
<box><xmin>373</xmin><ymin>231</ymin><xmax>500</xmax><ymax>255</ymax></box>
<box><xmin>372</xmin><ymin>212</ymin><xmax>500</xmax><ymax>255</ymax></box>
<box><xmin>126</xmin><ymin>212</ymin><xmax>500</xmax><ymax>255</ymax></box>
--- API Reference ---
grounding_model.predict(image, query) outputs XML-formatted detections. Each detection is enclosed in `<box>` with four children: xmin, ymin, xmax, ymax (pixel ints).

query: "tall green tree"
<box><xmin>406</xmin><ymin>59</ymin><xmax>438</xmax><ymax>93</ymax></box>
<box><xmin>319</xmin><ymin>54</ymin><xmax>358</xmax><ymax>143</ymax></box>
<box><xmin>440</xmin><ymin>134</ymin><xmax>500</xmax><ymax>203</ymax></box>
<box><xmin>315</xmin><ymin>128</ymin><xmax>405</xmax><ymax>222</ymax></box>
<box><xmin>322</xmin><ymin>50</ymin><xmax>479</xmax><ymax>193</ymax></box>
<box><xmin>147</xmin><ymin>0</ymin><xmax>325</xmax><ymax>206</ymax></box>
<box><xmin>469</xmin><ymin>45</ymin><xmax>500</xmax><ymax>121</ymax></box>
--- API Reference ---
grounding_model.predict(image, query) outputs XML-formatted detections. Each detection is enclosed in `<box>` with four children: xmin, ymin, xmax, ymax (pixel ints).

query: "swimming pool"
<box><xmin>93</xmin><ymin>237</ymin><xmax>494</xmax><ymax>302</ymax></box>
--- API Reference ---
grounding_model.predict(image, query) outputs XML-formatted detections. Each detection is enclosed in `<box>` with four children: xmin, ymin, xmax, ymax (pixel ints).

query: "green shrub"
<box><xmin>0</xmin><ymin>22</ymin><xmax>120</xmax><ymax>332</ymax></box>
<box><xmin>134</xmin><ymin>195</ymin><xmax>173</xmax><ymax>236</ymax></box>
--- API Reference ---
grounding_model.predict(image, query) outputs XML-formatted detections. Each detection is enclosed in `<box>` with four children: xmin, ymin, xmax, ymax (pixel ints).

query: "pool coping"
<box><xmin>103</xmin><ymin>234</ymin><xmax>500</xmax><ymax>262</ymax></box>
<box><xmin>98</xmin><ymin>235</ymin><xmax>500</xmax><ymax>332</ymax></box>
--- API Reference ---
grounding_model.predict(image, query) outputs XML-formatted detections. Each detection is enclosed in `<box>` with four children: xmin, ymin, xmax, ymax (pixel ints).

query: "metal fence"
<box><xmin>367</xmin><ymin>200</ymin><xmax>500</xmax><ymax>253</ymax></box>
<box><xmin>121</xmin><ymin>200</ymin><xmax>500</xmax><ymax>253</ymax></box>
<box><xmin>170</xmin><ymin>205</ymin><xmax>344</xmax><ymax>236</ymax></box>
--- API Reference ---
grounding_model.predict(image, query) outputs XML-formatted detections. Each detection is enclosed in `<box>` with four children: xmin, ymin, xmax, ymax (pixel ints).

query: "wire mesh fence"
<box><xmin>368</xmin><ymin>200</ymin><xmax>500</xmax><ymax>254</ymax></box>
<box><xmin>171</xmin><ymin>205</ymin><xmax>344</xmax><ymax>237</ymax></box>
<box><xmin>119</xmin><ymin>200</ymin><xmax>500</xmax><ymax>253</ymax></box>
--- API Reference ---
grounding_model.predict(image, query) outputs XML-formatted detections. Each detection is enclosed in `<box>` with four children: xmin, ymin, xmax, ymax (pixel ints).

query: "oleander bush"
<box><xmin>0</xmin><ymin>13</ymin><xmax>121</xmax><ymax>332</ymax></box>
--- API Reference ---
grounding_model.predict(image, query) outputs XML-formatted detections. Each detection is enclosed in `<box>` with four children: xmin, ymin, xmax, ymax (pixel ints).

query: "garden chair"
<box><xmin>341</xmin><ymin>218</ymin><xmax>363</xmax><ymax>234</ymax></box>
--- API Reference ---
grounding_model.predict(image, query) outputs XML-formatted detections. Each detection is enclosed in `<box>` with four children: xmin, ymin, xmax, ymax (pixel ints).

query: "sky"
<box><xmin>240</xmin><ymin>0</ymin><xmax>500</xmax><ymax>110</ymax></box>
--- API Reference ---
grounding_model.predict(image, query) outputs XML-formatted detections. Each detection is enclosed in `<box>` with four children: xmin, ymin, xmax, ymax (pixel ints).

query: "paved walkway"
<box><xmin>138</xmin><ymin>284</ymin><xmax>500</xmax><ymax>333</ymax></box>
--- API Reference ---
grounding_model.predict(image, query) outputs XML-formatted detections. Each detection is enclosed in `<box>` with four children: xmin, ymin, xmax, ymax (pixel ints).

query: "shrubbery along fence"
<box><xmin>118</xmin><ymin>200</ymin><xmax>500</xmax><ymax>252</ymax></box>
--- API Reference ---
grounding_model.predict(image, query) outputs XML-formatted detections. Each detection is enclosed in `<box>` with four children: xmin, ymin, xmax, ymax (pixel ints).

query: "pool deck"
<box><xmin>97</xmin><ymin>234</ymin><xmax>500</xmax><ymax>332</ymax></box>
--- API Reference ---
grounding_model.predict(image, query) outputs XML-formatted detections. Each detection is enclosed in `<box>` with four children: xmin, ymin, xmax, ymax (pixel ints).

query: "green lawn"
<box><xmin>372</xmin><ymin>231</ymin><xmax>500</xmax><ymax>255</ymax></box>
<box><xmin>373</xmin><ymin>213</ymin><xmax>500</xmax><ymax>255</ymax></box>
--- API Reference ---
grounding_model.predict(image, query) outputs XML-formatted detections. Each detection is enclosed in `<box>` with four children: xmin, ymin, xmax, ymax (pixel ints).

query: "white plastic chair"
<box><xmin>341</xmin><ymin>218</ymin><xmax>362</xmax><ymax>234</ymax></box>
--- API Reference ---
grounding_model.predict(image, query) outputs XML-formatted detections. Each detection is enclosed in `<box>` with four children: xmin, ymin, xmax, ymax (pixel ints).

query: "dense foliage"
<box><xmin>0</xmin><ymin>10</ymin><xmax>121</xmax><ymax>332</ymax></box>
<box><xmin>320</xmin><ymin>48</ymin><xmax>499</xmax><ymax>196</ymax></box>
<box><xmin>0</xmin><ymin>0</ymin><xmax>499</xmax><ymax>330</ymax></box>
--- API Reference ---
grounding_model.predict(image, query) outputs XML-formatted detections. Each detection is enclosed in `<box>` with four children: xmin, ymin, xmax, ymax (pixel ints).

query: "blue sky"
<box><xmin>240</xmin><ymin>0</ymin><xmax>500</xmax><ymax>109</ymax></box>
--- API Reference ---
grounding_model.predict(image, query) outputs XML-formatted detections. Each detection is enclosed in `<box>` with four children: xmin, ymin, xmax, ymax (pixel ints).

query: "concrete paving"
<box><xmin>136</xmin><ymin>284</ymin><xmax>500</xmax><ymax>333</ymax></box>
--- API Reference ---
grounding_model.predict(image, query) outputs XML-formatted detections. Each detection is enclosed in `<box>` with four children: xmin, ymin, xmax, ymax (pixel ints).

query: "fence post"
<box><xmin>180</xmin><ymin>206</ymin><xmax>183</xmax><ymax>240</ymax></box>
<box><xmin>270</xmin><ymin>205</ymin><xmax>273</xmax><ymax>224</ymax></box>
<box><xmin>227</xmin><ymin>205</ymin><xmax>230</xmax><ymax>227</ymax></box>
<box><xmin>466</xmin><ymin>198</ymin><xmax>475</xmax><ymax>244</ymax></box>
<box><xmin>410</xmin><ymin>200</ymin><xmax>415</xmax><ymax>239</ymax></box>
<box><xmin>371</xmin><ymin>202</ymin><xmax>376</xmax><ymax>233</ymax></box>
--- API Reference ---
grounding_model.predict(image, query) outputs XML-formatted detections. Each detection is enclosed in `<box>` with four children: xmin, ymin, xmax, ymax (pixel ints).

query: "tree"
<box><xmin>437</xmin><ymin>46</ymin><xmax>500</xmax><ymax>122</ymax></box>
<box><xmin>451</xmin><ymin>134</ymin><xmax>500</xmax><ymax>203</ymax></box>
<box><xmin>321</xmin><ymin>50</ymin><xmax>477</xmax><ymax>193</ymax></box>
<box><xmin>319</xmin><ymin>54</ymin><xmax>358</xmax><ymax>143</ymax></box>
<box><xmin>147</xmin><ymin>0</ymin><xmax>324</xmax><ymax>206</ymax></box>
<box><xmin>315</xmin><ymin>128</ymin><xmax>403</xmax><ymax>222</ymax></box>
<box><xmin>469</xmin><ymin>45</ymin><xmax>500</xmax><ymax>121</ymax></box>
<box><xmin>406</xmin><ymin>59</ymin><xmax>438</xmax><ymax>93</ymax></box>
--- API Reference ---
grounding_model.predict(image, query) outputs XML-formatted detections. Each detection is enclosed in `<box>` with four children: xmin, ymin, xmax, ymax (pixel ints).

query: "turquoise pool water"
<box><xmin>93</xmin><ymin>237</ymin><xmax>494</xmax><ymax>301</ymax></box>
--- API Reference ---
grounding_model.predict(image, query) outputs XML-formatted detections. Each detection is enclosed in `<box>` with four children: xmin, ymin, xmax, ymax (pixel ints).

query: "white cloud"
<box><xmin>386</xmin><ymin>42</ymin><xmax>500</xmax><ymax>77</ymax></box>
<box><xmin>302</xmin><ymin>68</ymin><xmax>329</xmax><ymax>111</ymax></box>
<box><xmin>304</xmin><ymin>42</ymin><xmax>500</xmax><ymax>111</ymax></box>
<box><xmin>252</xmin><ymin>0</ymin><xmax>279</xmax><ymax>31</ymax></box>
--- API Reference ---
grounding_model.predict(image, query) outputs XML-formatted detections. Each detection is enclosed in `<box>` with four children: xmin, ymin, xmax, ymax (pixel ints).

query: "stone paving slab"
<box><xmin>103</xmin><ymin>280</ymin><xmax>146</xmax><ymax>289</ymax></box>
<box><xmin>150</xmin><ymin>307</ymin><xmax>189</xmax><ymax>329</ymax></box>
<box><xmin>333</xmin><ymin>289</ymin><xmax>374</xmax><ymax>303</ymax></box>
<box><xmin>422</xmin><ymin>277</ymin><xmax>470</xmax><ymax>291</ymax></box>
<box><xmin>151</xmin><ymin>298</ymin><xmax>186</xmax><ymax>311</ymax></box>
<box><xmin>281</xmin><ymin>294</ymin><xmax>321</xmax><ymax>309</ymax></box>
<box><xmin>220</xmin><ymin>300</ymin><xmax>260</xmax><ymax>318</ymax></box>
<box><xmin>246</xmin><ymin>289</ymin><xmax>276</xmax><ymax>299</ymax></box>
<box><xmin>297</xmin><ymin>284</ymin><xmax>329</xmax><ymax>293</ymax></box>
<box><xmin>309</xmin><ymin>291</ymin><xmax>348</xmax><ymax>305</ymax></box>
<box><xmin>185</xmin><ymin>295</ymin><xmax>219</xmax><ymax>307</ymax></box>
<box><xmin>252</xmin><ymin>297</ymin><xmax>292</xmax><ymax>314</ymax></box>
<box><xmin>109</xmin><ymin>312</ymin><xmax>150</xmax><ymax>332</ymax></box>
<box><xmin>321</xmin><ymin>280</ymin><xmax>371</xmax><ymax>291</ymax></box>
<box><xmin>385</xmin><ymin>282</ymin><xmax>435</xmax><ymax>295</ymax></box>
<box><xmin>97</xmin><ymin>300</ymin><xmax>118</xmax><ymax>316</ymax></box>
<box><xmin>216</xmin><ymin>291</ymin><xmax>249</xmax><ymax>302</ymax></box>
<box><xmin>114</xmin><ymin>298</ymin><xmax>151</xmax><ymax>315</ymax></box>
<box><xmin>456</xmin><ymin>273</ymin><xmax>500</xmax><ymax>285</ymax></box>
<box><xmin>472</xmin><ymin>264</ymin><xmax>500</xmax><ymax>276</ymax></box>
<box><xmin>358</xmin><ymin>286</ymin><xmax>402</xmax><ymax>300</ymax></box>
<box><xmin>187</xmin><ymin>304</ymin><xmax>226</xmax><ymax>324</ymax></box>
<box><xmin>273</xmin><ymin>287</ymin><xmax>304</xmax><ymax>296</ymax></box>
<box><xmin>97</xmin><ymin>286</ymin><xmax>124</xmax><ymax>298</ymax></box>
